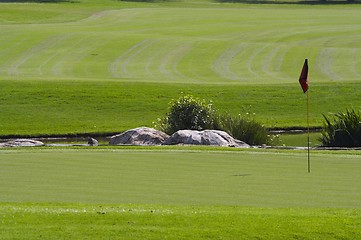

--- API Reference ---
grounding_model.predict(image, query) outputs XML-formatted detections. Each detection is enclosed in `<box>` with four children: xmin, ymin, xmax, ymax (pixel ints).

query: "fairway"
<box><xmin>1</xmin><ymin>1</ymin><xmax>361</xmax><ymax>134</ymax></box>
<box><xmin>1</xmin><ymin>148</ymin><xmax>360</xmax><ymax>208</ymax></box>
<box><xmin>1</xmin><ymin>3</ymin><xmax>361</xmax><ymax>84</ymax></box>
<box><xmin>1</xmin><ymin>1</ymin><xmax>361</xmax><ymax>238</ymax></box>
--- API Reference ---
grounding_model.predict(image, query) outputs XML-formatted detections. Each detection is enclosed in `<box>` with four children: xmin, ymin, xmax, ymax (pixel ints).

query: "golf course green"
<box><xmin>1</xmin><ymin>0</ymin><xmax>361</xmax><ymax>135</ymax></box>
<box><xmin>1</xmin><ymin>148</ymin><xmax>360</xmax><ymax>239</ymax></box>
<box><xmin>1</xmin><ymin>0</ymin><xmax>361</xmax><ymax>239</ymax></box>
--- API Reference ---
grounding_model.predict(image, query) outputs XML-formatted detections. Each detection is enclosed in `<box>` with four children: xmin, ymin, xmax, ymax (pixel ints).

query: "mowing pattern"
<box><xmin>1</xmin><ymin>6</ymin><xmax>361</xmax><ymax>83</ymax></box>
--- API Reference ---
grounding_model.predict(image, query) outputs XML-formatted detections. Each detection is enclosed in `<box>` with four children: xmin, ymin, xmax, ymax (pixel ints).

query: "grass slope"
<box><xmin>1</xmin><ymin>80</ymin><xmax>360</xmax><ymax>136</ymax></box>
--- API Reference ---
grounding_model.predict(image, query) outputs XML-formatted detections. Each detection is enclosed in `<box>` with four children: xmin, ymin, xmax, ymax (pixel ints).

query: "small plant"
<box><xmin>155</xmin><ymin>95</ymin><xmax>218</xmax><ymax>135</ymax></box>
<box><xmin>320</xmin><ymin>108</ymin><xmax>361</xmax><ymax>147</ymax></box>
<box><xmin>216</xmin><ymin>113</ymin><xmax>271</xmax><ymax>146</ymax></box>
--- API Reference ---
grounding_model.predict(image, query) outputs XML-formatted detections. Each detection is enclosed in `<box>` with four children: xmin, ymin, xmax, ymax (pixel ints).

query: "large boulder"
<box><xmin>163</xmin><ymin>130</ymin><xmax>250</xmax><ymax>148</ymax></box>
<box><xmin>109</xmin><ymin>127</ymin><xmax>169</xmax><ymax>146</ymax></box>
<box><xmin>0</xmin><ymin>139</ymin><xmax>44</xmax><ymax>148</ymax></box>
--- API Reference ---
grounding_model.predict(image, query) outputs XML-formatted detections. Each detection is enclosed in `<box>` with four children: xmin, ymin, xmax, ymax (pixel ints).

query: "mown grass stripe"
<box><xmin>2</xmin><ymin>4</ymin><xmax>361</xmax><ymax>83</ymax></box>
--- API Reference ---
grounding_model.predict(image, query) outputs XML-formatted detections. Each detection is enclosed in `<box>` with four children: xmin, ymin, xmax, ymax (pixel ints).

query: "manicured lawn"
<box><xmin>1</xmin><ymin>148</ymin><xmax>360</xmax><ymax>207</ymax></box>
<box><xmin>1</xmin><ymin>2</ymin><xmax>361</xmax><ymax>84</ymax></box>
<box><xmin>1</xmin><ymin>203</ymin><xmax>361</xmax><ymax>239</ymax></box>
<box><xmin>1</xmin><ymin>80</ymin><xmax>360</xmax><ymax>136</ymax></box>
<box><xmin>1</xmin><ymin>148</ymin><xmax>361</xmax><ymax>239</ymax></box>
<box><xmin>1</xmin><ymin>1</ymin><xmax>361</xmax><ymax>238</ymax></box>
<box><xmin>1</xmin><ymin>1</ymin><xmax>361</xmax><ymax>136</ymax></box>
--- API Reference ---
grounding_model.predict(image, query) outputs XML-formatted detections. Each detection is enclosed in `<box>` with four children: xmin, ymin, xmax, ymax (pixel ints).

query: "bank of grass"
<box><xmin>1</xmin><ymin>203</ymin><xmax>361</xmax><ymax>239</ymax></box>
<box><xmin>0</xmin><ymin>80</ymin><xmax>360</xmax><ymax>136</ymax></box>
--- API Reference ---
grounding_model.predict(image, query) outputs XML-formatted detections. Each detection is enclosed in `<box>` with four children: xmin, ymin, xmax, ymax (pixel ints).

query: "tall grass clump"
<box><xmin>320</xmin><ymin>108</ymin><xmax>361</xmax><ymax>147</ymax></box>
<box><xmin>154</xmin><ymin>95</ymin><xmax>271</xmax><ymax>145</ymax></box>
<box><xmin>216</xmin><ymin>113</ymin><xmax>272</xmax><ymax>146</ymax></box>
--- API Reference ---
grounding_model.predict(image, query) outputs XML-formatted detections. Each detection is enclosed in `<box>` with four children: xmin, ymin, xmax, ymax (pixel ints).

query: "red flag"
<box><xmin>299</xmin><ymin>59</ymin><xmax>308</xmax><ymax>93</ymax></box>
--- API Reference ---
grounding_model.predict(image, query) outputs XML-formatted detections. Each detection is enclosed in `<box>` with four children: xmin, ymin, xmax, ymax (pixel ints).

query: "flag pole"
<box><xmin>298</xmin><ymin>58</ymin><xmax>310</xmax><ymax>173</ymax></box>
<box><xmin>307</xmin><ymin>90</ymin><xmax>310</xmax><ymax>173</ymax></box>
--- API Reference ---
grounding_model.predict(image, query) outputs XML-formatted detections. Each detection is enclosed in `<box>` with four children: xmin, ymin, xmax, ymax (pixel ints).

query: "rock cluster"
<box><xmin>109</xmin><ymin>127</ymin><xmax>249</xmax><ymax>148</ymax></box>
<box><xmin>0</xmin><ymin>127</ymin><xmax>250</xmax><ymax>148</ymax></box>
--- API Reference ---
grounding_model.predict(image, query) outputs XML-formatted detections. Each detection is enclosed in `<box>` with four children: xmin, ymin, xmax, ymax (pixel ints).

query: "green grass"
<box><xmin>1</xmin><ymin>80</ymin><xmax>360</xmax><ymax>136</ymax></box>
<box><xmin>1</xmin><ymin>3</ymin><xmax>361</xmax><ymax>84</ymax></box>
<box><xmin>1</xmin><ymin>148</ymin><xmax>361</xmax><ymax>239</ymax></box>
<box><xmin>1</xmin><ymin>148</ymin><xmax>360</xmax><ymax>207</ymax></box>
<box><xmin>1</xmin><ymin>2</ymin><xmax>361</xmax><ymax>238</ymax></box>
<box><xmin>1</xmin><ymin>1</ymin><xmax>361</xmax><ymax>135</ymax></box>
<box><xmin>278</xmin><ymin>132</ymin><xmax>322</xmax><ymax>147</ymax></box>
<box><xmin>1</xmin><ymin>203</ymin><xmax>361</xmax><ymax>239</ymax></box>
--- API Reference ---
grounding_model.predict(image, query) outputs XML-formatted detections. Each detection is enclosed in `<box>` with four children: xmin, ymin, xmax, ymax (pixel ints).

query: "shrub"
<box><xmin>155</xmin><ymin>95</ymin><xmax>218</xmax><ymax>134</ymax></box>
<box><xmin>320</xmin><ymin>108</ymin><xmax>361</xmax><ymax>147</ymax></box>
<box><xmin>216</xmin><ymin>113</ymin><xmax>271</xmax><ymax>146</ymax></box>
<box><xmin>154</xmin><ymin>95</ymin><xmax>272</xmax><ymax>145</ymax></box>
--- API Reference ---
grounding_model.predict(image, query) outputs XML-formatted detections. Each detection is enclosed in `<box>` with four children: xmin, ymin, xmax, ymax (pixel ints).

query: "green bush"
<box><xmin>216</xmin><ymin>113</ymin><xmax>272</xmax><ymax>146</ymax></box>
<box><xmin>154</xmin><ymin>95</ymin><xmax>272</xmax><ymax>146</ymax></box>
<box><xmin>320</xmin><ymin>108</ymin><xmax>361</xmax><ymax>147</ymax></box>
<box><xmin>154</xmin><ymin>95</ymin><xmax>218</xmax><ymax>134</ymax></box>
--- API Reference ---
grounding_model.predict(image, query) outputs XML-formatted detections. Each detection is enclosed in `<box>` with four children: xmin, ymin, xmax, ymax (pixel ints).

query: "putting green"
<box><xmin>1</xmin><ymin>148</ymin><xmax>360</xmax><ymax>208</ymax></box>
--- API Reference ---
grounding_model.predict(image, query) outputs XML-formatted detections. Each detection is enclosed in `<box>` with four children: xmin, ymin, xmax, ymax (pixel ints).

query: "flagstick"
<box><xmin>306</xmin><ymin>90</ymin><xmax>310</xmax><ymax>173</ymax></box>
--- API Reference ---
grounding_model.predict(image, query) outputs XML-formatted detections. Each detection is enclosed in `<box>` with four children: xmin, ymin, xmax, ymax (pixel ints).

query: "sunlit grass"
<box><xmin>1</xmin><ymin>1</ymin><xmax>361</xmax><ymax>136</ymax></box>
<box><xmin>1</xmin><ymin>1</ymin><xmax>361</xmax><ymax>84</ymax></box>
<box><xmin>1</xmin><ymin>203</ymin><xmax>361</xmax><ymax>239</ymax></box>
<box><xmin>0</xmin><ymin>80</ymin><xmax>360</xmax><ymax>136</ymax></box>
<box><xmin>1</xmin><ymin>148</ymin><xmax>361</xmax><ymax>238</ymax></box>
<box><xmin>1</xmin><ymin>148</ymin><xmax>360</xmax><ymax>207</ymax></box>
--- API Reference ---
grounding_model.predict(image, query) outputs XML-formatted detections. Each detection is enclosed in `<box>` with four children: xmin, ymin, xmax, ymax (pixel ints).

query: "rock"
<box><xmin>163</xmin><ymin>130</ymin><xmax>250</xmax><ymax>148</ymax></box>
<box><xmin>0</xmin><ymin>139</ymin><xmax>44</xmax><ymax>148</ymax></box>
<box><xmin>88</xmin><ymin>137</ymin><xmax>99</xmax><ymax>146</ymax></box>
<box><xmin>109</xmin><ymin>127</ymin><xmax>169</xmax><ymax>146</ymax></box>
